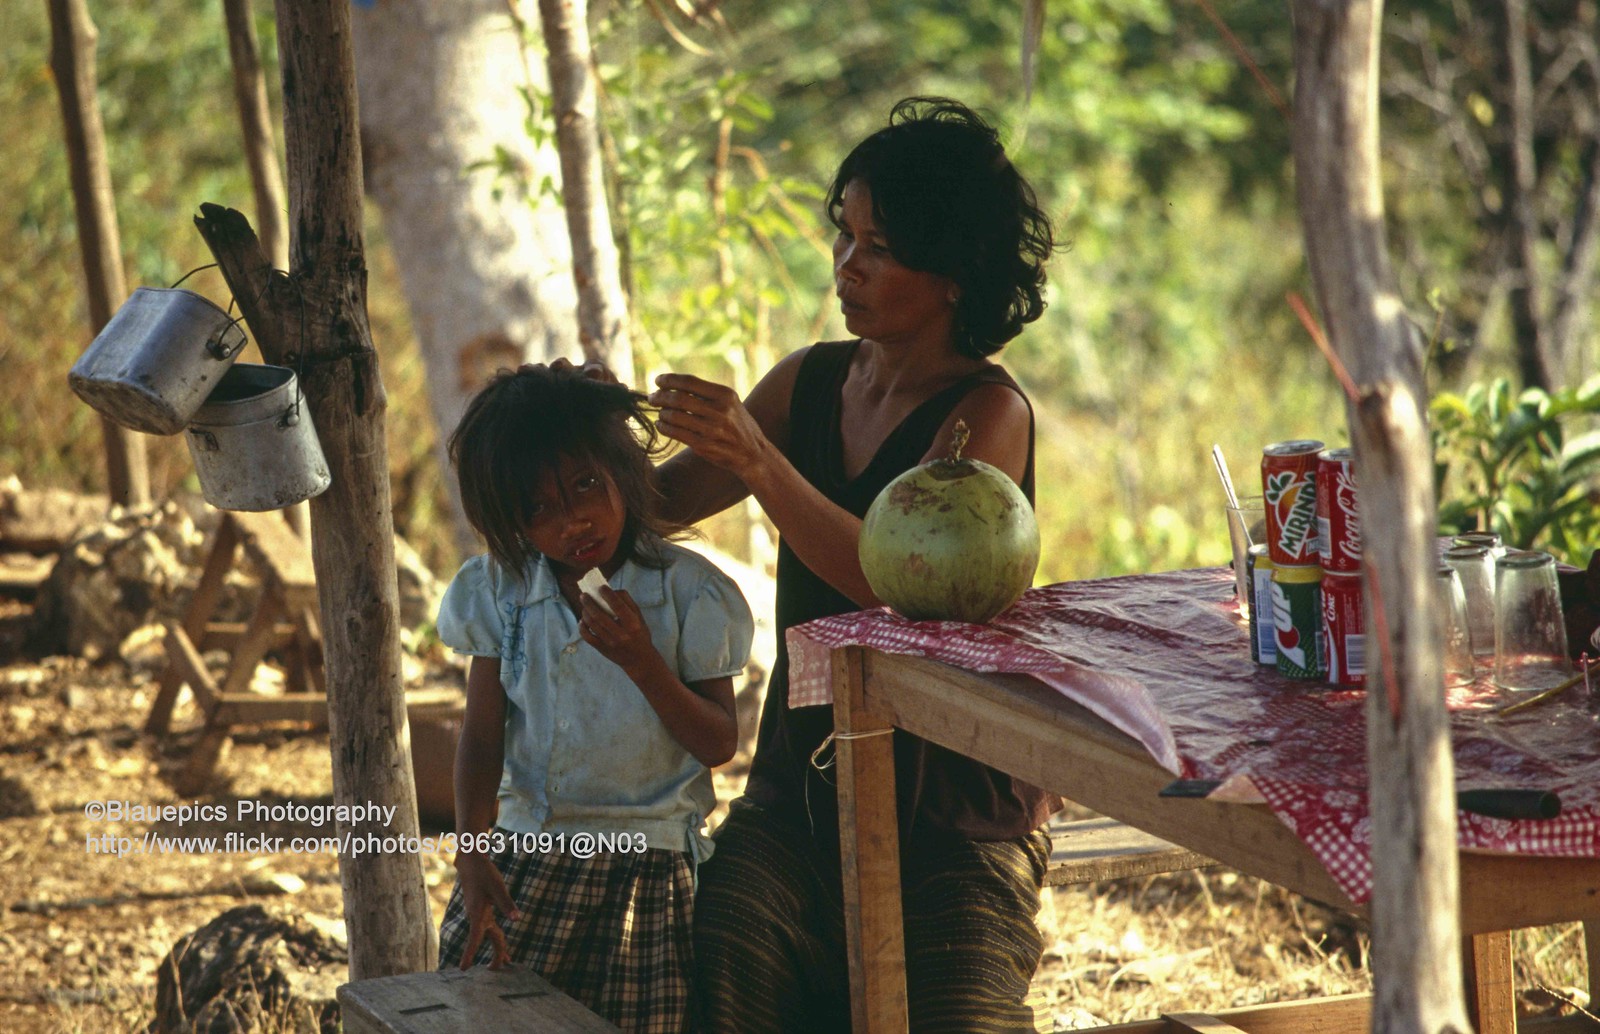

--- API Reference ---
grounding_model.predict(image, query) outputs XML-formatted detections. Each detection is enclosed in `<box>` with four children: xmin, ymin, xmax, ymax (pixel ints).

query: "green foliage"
<box><xmin>1431</xmin><ymin>376</ymin><xmax>1600</xmax><ymax>564</ymax></box>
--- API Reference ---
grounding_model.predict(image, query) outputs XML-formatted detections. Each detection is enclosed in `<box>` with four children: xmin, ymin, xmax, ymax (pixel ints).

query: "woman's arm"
<box><xmin>654</xmin><ymin>371</ymin><xmax>1033</xmax><ymax>609</ymax></box>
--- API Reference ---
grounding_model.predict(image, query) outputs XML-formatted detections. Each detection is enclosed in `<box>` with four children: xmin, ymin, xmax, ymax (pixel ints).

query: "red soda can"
<box><xmin>1321</xmin><ymin>571</ymin><xmax>1365</xmax><ymax>685</ymax></box>
<box><xmin>1261</xmin><ymin>440</ymin><xmax>1324</xmax><ymax>567</ymax></box>
<box><xmin>1316</xmin><ymin>447</ymin><xmax>1361</xmax><ymax>573</ymax></box>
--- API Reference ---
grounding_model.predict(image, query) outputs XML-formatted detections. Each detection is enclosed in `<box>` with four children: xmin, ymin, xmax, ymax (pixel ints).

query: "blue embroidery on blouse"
<box><xmin>501</xmin><ymin>602</ymin><xmax>529</xmax><ymax>685</ymax></box>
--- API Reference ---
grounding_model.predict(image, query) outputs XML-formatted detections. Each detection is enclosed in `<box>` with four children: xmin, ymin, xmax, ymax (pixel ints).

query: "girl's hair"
<box><xmin>448</xmin><ymin>364</ymin><xmax>678</xmax><ymax>575</ymax></box>
<box><xmin>826</xmin><ymin>96</ymin><xmax>1055</xmax><ymax>359</ymax></box>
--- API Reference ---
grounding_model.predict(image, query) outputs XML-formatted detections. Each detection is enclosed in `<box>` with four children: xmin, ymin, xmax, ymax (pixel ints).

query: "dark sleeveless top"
<box><xmin>743</xmin><ymin>339</ymin><xmax>1061</xmax><ymax>853</ymax></box>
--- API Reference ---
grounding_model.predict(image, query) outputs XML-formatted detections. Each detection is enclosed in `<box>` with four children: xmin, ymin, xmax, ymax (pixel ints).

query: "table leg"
<box><xmin>1462</xmin><ymin>931</ymin><xmax>1516</xmax><ymax>1034</ymax></box>
<box><xmin>832</xmin><ymin>646</ymin><xmax>908</xmax><ymax>1034</ymax></box>
<box><xmin>1586</xmin><ymin>920</ymin><xmax>1598</xmax><ymax>1006</ymax></box>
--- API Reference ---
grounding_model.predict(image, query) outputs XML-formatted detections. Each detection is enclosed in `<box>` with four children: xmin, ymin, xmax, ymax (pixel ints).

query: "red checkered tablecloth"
<box><xmin>786</xmin><ymin>567</ymin><xmax>1600</xmax><ymax>903</ymax></box>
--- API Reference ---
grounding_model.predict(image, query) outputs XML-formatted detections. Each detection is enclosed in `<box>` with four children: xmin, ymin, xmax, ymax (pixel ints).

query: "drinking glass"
<box><xmin>1493</xmin><ymin>550</ymin><xmax>1571</xmax><ymax>692</ymax></box>
<box><xmin>1443</xmin><ymin>544</ymin><xmax>1496</xmax><ymax>658</ymax></box>
<box><xmin>1437</xmin><ymin>565</ymin><xmax>1475</xmax><ymax>686</ymax></box>
<box><xmin>1225</xmin><ymin>495</ymin><xmax>1267</xmax><ymax>619</ymax></box>
<box><xmin>1453</xmin><ymin>531</ymin><xmax>1506</xmax><ymax>558</ymax></box>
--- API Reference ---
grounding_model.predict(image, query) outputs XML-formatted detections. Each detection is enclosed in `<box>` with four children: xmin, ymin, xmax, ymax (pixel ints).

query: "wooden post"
<box><xmin>832</xmin><ymin>646</ymin><xmax>909</xmax><ymax>1033</ymax></box>
<box><xmin>194</xmin><ymin>0</ymin><xmax>433</xmax><ymax>979</ymax></box>
<box><xmin>536</xmin><ymin>0</ymin><xmax>634</xmax><ymax>376</ymax></box>
<box><xmin>1291</xmin><ymin>2</ymin><xmax>1472</xmax><ymax>1032</ymax></box>
<box><xmin>46</xmin><ymin>0</ymin><xmax>150</xmax><ymax>510</ymax></box>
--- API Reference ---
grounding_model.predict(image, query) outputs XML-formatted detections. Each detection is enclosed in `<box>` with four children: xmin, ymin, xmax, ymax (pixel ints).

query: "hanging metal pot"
<box><xmin>185</xmin><ymin>364</ymin><xmax>331</xmax><ymax>511</ymax></box>
<box><xmin>68</xmin><ymin>286</ymin><xmax>249</xmax><ymax>436</ymax></box>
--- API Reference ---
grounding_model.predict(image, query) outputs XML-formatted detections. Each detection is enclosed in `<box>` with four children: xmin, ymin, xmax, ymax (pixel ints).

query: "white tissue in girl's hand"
<box><xmin>577</xmin><ymin>568</ymin><xmax>615</xmax><ymax>616</ymax></box>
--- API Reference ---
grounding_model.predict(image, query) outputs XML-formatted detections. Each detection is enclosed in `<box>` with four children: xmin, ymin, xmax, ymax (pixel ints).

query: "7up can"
<box><xmin>1261</xmin><ymin>440</ymin><xmax>1324</xmax><ymax>567</ymax></box>
<box><xmin>1271</xmin><ymin>564</ymin><xmax>1325</xmax><ymax>680</ymax></box>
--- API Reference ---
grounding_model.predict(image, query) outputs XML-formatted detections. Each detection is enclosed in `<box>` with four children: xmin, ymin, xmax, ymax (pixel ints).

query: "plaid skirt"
<box><xmin>437</xmin><ymin>834</ymin><xmax>696</xmax><ymax>1034</ymax></box>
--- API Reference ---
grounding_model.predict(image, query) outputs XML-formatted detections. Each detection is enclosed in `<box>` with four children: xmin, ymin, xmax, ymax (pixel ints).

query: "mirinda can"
<box><xmin>1261</xmin><ymin>440</ymin><xmax>1324</xmax><ymax>567</ymax></box>
<box><xmin>1321</xmin><ymin>571</ymin><xmax>1365</xmax><ymax>686</ymax></box>
<box><xmin>1316</xmin><ymin>447</ymin><xmax>1361</xmax><ymax>573</ymax></box>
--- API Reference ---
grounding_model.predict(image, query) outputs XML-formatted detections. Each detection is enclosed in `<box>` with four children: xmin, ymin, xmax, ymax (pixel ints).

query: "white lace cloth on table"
<box><xmin>785</xmin><ymin>567</ymin><xmax>1600</xmax><ymax>904</ymax></box>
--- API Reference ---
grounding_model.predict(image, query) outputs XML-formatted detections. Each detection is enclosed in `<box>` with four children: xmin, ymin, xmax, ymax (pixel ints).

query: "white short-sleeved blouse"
<box><xmin>436</xmin><ymin>540</ymin><xmax>754</xmax><ymax>861</ymax></box>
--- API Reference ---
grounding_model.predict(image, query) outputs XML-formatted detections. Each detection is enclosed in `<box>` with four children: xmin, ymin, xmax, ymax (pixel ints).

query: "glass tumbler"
<box><xmin>1453</xmin><ymin>531</ymin><xmax>1506</xmax><ymax>558</ymax></box>
<box><xmin>1493</xmin><ymin>550</ymin><xmax>1571</xmax><ymax>692</ymax></box>
<box><xmin>1437</xmin><ymin>565</ymin><xmax>1475</xmax><ymax>686</ymax></box>
<box><xmin>1225</xmin><ymin>494</ymin><xmax>1267</xmax><ymax>620</ymax></box>
<box><xmin>1444</xmin><ymin>544</ymin><xmax>1496</xmax><ymax>658</ymax></box>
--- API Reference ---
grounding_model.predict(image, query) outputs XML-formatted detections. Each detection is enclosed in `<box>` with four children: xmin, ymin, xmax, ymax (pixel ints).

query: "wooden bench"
<box><xmin>339</xmin><ymin>966</ymin><xmax>620</xmax><ymax>1033</ymax></box>
<box><xmin>145</xmin><ymin>509</ymin><xmax>456</xmax><ymax>794</ymax></box>
<box><xmin>1044</xmin><ymin>815</ymin><xmax>1215</xmax><ymax>886</ymax></box>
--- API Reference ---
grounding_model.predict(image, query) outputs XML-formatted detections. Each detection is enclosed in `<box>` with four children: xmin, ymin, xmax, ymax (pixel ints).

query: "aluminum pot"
<box><xmin>185</xmin><ymin>364</ymin><xmax>331</xmax><ymax>512</ymax></box>
<box><xmin>68</xmin><ymin>286</ymin><xmax>249</xmax><ymax>435</ymax></box>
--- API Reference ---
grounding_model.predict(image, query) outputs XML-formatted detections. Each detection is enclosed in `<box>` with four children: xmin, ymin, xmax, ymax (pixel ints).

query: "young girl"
<box><xmin>434</xmin><ymin>363</ymin><xmax>753</xmax><ymax>1033</ymax></box>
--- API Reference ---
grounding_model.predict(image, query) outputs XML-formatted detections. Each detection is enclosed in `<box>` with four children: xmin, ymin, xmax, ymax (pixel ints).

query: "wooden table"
<box><xmin>828</xmin><ymin>646</ymin><xmax>1600</xmax><ymax>1034</ymax></box>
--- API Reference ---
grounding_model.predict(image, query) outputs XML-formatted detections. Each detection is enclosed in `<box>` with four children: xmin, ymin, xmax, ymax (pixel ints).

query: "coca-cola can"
<box><xmin>1261</xmin><ymin>440</ymin><xmax>1324</xmax><ymax>567</ymax></box>
<box><xmin>1316</xmin><ymin>447</ymin><xmax>1361</xmax><ymax>572</ymax></box>
<box><xmin>1321</xmin><ymin>571</ymin><xmax>1365</xmax><ymax>686</ymax></box>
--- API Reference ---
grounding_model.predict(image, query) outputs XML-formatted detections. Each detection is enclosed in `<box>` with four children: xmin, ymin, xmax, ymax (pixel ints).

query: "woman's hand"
<box><xmin>453</xmin><ymin>850</ymin><xmax>519</xmax><ymax>970</ymax></box>
<box><xmin>650</xmin><ymin>374</ymin><xmax>770</xmax><ymax>482</ymax></box>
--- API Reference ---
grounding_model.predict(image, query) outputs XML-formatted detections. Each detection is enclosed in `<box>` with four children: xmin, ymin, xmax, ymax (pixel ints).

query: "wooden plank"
<box><xmin>860</xmin><ymin>652</ymin><xmax>1600</xmax><ymax>935</ymax></box>
<box><xmin>233</xmin><ymin>507</ymin><xmax>317</xmax><ymax>606</ymax></box>
<box><xmin>218</xmin><ymin>589</ymin><xmax>286</xmax><ymax>698</ymax></box>
<box><xmin>337</xmin><ymin>966</ymin><xmax>620</xmax><ymax>1032</ymax></box>
<box><xmin>182</xmin><ymin>514</ymin><xmax>241</xmax><ymax>642</ymax></box>
<box><xmin>833</xmin><ymin>645</ymin><xmax>908</xmax><ymax>1034</ymax></box>
<box><xmin>1521</xmin><ymin>1016</ymin><xmax>1600</xmax><ymax>1033</ymax></box>
<box><xmin>295</xmin><ymin>606</ymin><xmax>327</xmax><ymax>695</ymax></box>
<box><xmin>858</xmin><ymin>653</ymin><xmax>1360</xmax><ymax>915</ymax></box>
<box><xmin>1088</xmin><ymin>993</ymin><xmax>1371</xmax><ymax>1033</ymax></box>
<box><xmin>215</xmin><ymin>692</ymin><xmax>327</xmax><ymax>725</ymax></box>
<box><xmin>159</xmin><ymin>622</ymin><xmax>221</xmax><ymax>718</ymax></box>
<box><xmin>1464</xmin><ymin>931</ymin><xmax>1517</xmax><ymax>1034</ymax></box>
<box><xmin>1587</xmin><ymin>919</ymin><xmax>1599</xmax><ymax>1002</ymax></box>
<box><xmin>199</xmin><ymin>621</ymin><xmax>297</xmax><ymax>650</ymax></box>
<box><xmin>1045</xmin><ymin>816</ymin><xmax>1214</xmax><ymax>885</ymax></box>
<box><xmin>212</xmin><ymin>686</ymin><xmax>460</xmax><ymax>726</ymax></box>
<box><xmin>1164</xmin><ymin>1013</ymin><xmax>1249</xmax><ymax>1034</ymax></box>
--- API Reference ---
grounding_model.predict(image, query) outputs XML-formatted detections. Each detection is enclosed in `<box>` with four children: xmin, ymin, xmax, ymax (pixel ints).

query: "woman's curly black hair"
<box><xmin>447</xmin><ymin>364</ymin><xmax>680</xmax><ymax>577</ymax></box>
<box><xmin>826</xmin><ymin>96</ymin><xmax>1055</xmax><ymax>359</ymax></box>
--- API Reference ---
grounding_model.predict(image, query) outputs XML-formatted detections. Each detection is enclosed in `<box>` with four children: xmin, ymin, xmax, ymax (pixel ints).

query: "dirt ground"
<box><xmin>0</xmin><ymin>594</ymin><xmax>1591</xmax><ymax>1034</ymax></box>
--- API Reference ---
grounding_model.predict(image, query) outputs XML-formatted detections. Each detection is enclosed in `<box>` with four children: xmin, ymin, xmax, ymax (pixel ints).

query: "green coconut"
<box><xmin>858</xmin><ymin>421</ymin><xmax>1040</xmax><ymax>623</ymax></box>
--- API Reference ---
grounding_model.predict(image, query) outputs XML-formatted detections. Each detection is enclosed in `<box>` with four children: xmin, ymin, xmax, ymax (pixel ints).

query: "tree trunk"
<box><xmin>1291</xmin><ymin>3</ymin><xmax>1471</xmax><ymax>1032</ymax></box>
<box><xmin>350</xmin><ymin>0</ymin><xmax>581</xmax><ymax>555</ymax></box>
<box><xmin>46</xmin><ymin>0</ymin><xmax>150</xmax><ymax>510</ymax></box>
<box><xmin>195</xmin><ymin>0</ymin><xmax>433</xmax><ymax>978</ymax></box>
<box><xmin>537</xmin><ymin>0</ymin><xmax>635</xmax><ymax>376</ymax></box>
<box><xmin>222</xmin><ymin>0</ymin><xmax>288</xmax><ymax>271</ymax></box>
<box><xmin>1499</xmin><ymin>0</ymin><xmax>1552</xmax><ymax>390</ymax></box>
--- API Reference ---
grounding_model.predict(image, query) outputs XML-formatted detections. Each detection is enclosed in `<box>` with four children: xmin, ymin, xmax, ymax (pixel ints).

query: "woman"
<box><xmin>652</xmin><ymin>96</ymin><xmax>1060</xmax><ymax>1032</ymax></box>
